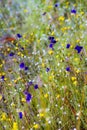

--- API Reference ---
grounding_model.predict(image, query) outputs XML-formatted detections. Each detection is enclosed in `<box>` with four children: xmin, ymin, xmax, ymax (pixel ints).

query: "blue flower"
<box><xmin>26</xmin><ymin>93</ymin><xmax>32</xmax><ymax>102</ymax></box>
<box><xmin>19</xmin><ymin>112</ymin><xmax>23</xmax><ymax>119</ymax></box>
<box><xmin>34</xmin><ymin>84</ymin><xmax>38</xmax><ymax>89</ymax></box>
<box><xmin>19</xmin><ymin>62</ymin><xmax>25</xmax><ymax>69</ymax></box>
<box><xmin>1</xmin><ymin>75</ymin><xmax>5</xmax><ymax>80</ymax></box>
<box><xmin>66</xmin><ymin>44</ymin><xmax>70</xmax><ymax>48</ymax></box>
<box><xmin>49</xmin><ymin>43</ymin><xmax>54</xmax><ymax>49</ymax></box>
<box><xmin>46</xmin><ymin>67</ymin><xmax>50</xmax><ymax>72</ymax></box>
<box><xmin>17</xmin><ymin>34</ymin><xmax>22</xmax><ymax>38</ymax></box>
<box><xmin>48</xmin><ymin>36</ymin><xmax>54</xmax><ymax>40</ymax></box>
<box><xmin>55</xmin><ymin>3</ymin><xmax>59</xmax><ymax>7</ymax></box>
<box><xmin>9</xmin><ymin>52</ymin><xmax>15</xmax><ymax>56</ymax></box>
<box><xmin>71</xmin><ymin>9</ymin><xmax>76</xmax><ymax>14</ymax></box>
<box><xmin>66</xmin><ymin>67</ymin><xmax>70</xmax><ymax>71</ymax></box>
<box><xmin>75</xmin><ymin>45</ymin><xmax>83</xmax><ymax>53</ymax></box>
<box><xmin>25</xmin><ymin>66</ymin><xmax>29</xmax><ymax>70</ymax></box>
<box><xmin>27</xmin><ymin>81</ymin><xmax>33</xmax><ymax>86</ymax></box>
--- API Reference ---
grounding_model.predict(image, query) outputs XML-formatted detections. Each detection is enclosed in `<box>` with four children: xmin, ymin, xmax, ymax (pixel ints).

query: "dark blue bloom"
<box><xmin>66</xmin><ymin>67</ymin><xmax>70</xmax><ymax>71</ymax></box>
<box><xmin>19</xmin><ymin>112</ymin><xmax>23</xmax><ymax>119</ymax></box>
<box><xmin>75</xmin><ymin>45</ymin><xmax>83</xmax><ymax>53</ymax></box>
<box><xmin>1</xmin><ymin>75</ymin><xmax>5</xmax><ymax>80</ymax></box>
<box><xmin>51</xmin><ymin>39</ymin><xmax>56</xmax><ymax>44</ymax></box>
<box><xmin>55</xmin><ymin>3</ymin><xmax>59</xmax><ymax>7</ymax></box>
<box><xmin>49</xmin><ymin>43</ymin><xmax>54</xmax><ymax>48</ymax></box>
<box><xmin>26</xmin><ymin>93</ymin><xmax>32</xmax><ymax>102</ymax></box>
<box><xmin>46</xmin><ymin>67</ymin><xmax>50</xmax><ymax>72</ymax></box>
<box><xmin>48</xmin><ymin>36</ymin><xmax>54</xmax><ymax>41</ymax></box>
<box><xmin>28</xmin><ymin>81</ymin><xmax>33</xmax><ymax>86</ymax></box>
<box><xmin>9</xmin><ymin>52</ymin><xmax>15</xmax><ymax>56</ymax></box>
<box><xmin>66</xmin><ymin>44</ymin><xmax>70</xmax><ymax>48</ymax></box>
<box><xmin>34</xmin><ymin>84</ymin><xmax>38</xmax><ymax>89</ymax></box>
<box><xmin>17</xmin><ymin>34</ymin><xmax>22</xmax><ymax>38</ymax></box>
<box><xmin>71</xmin><ymin>9</ymin><xmax>76</xmax><ymax>14</ymax></box>
<box><xmin>20</xmin><ymin>62</ymin><xmax>25</xmax><ymax>69</ymax></box>
<box><xmin>25</xmin><ymin>66</ymin><xmax>29</xmax><ymax>70</ymax></box>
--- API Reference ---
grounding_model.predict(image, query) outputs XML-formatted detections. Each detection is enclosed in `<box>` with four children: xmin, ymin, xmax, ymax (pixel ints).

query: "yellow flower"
<box><xmin>59</xmin><ymin>16</ymin><xmax>65</xmax><ymax>21</ymax></box>
<box><xmin>80</xmin><ymin>11</ymin><xmax>84</xmax><ymax>15</ymax></box>
<box><xmin>73</xmin><ymin>81</ymin><xmax>77</xmax><ymax>86</ymax></box>
<box><xmin>21</xmin><ymin>98</ymin><xmax>26</xmax><ymax>102</ymax></box>
<box><xmin>44</xmin><ymin>93</ymin><xmax>48</xmax><ymax>98</ymax></box>
<box><xmin>71</xmin><ymin>77</ymin><xmax>76</xmax><ymax>81</ymax></box>
<box><xmin>39</xmin><ymin>113</ymin><xmax>45</xmax><ymax>117</ymax></box>
<box><xmin>42</xmin><ymin>63</ymin><xmax>45</xmax><ymax>67</ymax></box>
<box><xmin>48</xmin><ymin>75</ymin><xmax>54</xmax><ymax>81</ymax></box>
<box><xmin>48</xmin><ymin>50</ymin><xmax>53</xmax><ymax>55</ymax></box>
<box><xmin>74</xmin><ymin>58</ymin><xmax>79</xmax><ymax>62</ymax></box>
<box><xmin>76</xmin><ymin>39</ymin><xmax>80</xmax><ymax>43</ymax></box>
<box><xmin>12</xmin><ymin>122</ymin><xmax>18</xmax><ymax>130</ymax></box>
<box><xmin>76</xmin><ymin>69</ymin><xmax>80</xmax><ymax>73</ymax></box>
<box><xmin>33</xmin><ymin>124</ymin><xmax>39</xmax><ymax>129</ymax></box>
<box><xmin>56</xmin><ymin>94</ymin><xmax>60</xmax><ymax>99</ymax></box>
<box><xmin>51</xmin><ymin>31</ymin><xmax>54</xmax><ymax>36</ymax></box>
<box><xmin>0</xmin><ymin>95</ymin><xmax>2</xmax><ymax>101</ymax></box>
<box><xmin>1</xmin><ymin>113</ymin><xmax>6</xmax><ymax>120</ymax></box>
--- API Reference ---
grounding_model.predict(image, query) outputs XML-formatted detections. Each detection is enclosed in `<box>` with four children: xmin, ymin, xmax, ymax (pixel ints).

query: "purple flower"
<box><xmin>48</xmin><ymin>36</ymin><xmax>54</xmax><ymax>40</ymax></box>
<box><xmin>1</xmin><ymin>75</ymin><xmax>5</xmax><ymax>80</ymax></box>
<box><xmin>34</xmin><ymin>84</ymin><xmax>38</xmax><ymax>89</ymax></box>
<box><xmin>28</xmin><ymin>81</ymin><xmax>33</xmax><ymax>86</ymax></box>
<box><xmin>75</xmin><ymin>45</ymin><xmax>83</xmax><ymax>53</ymax></box>
<box><xmin>25</xmin><ymin>66</ymin><xmax>29</xmax><ymax>70</ymax></box>
<box><xmin>26</xmin><ymin>93</ymin><xmax>32</xmax><ymax>102</ymax></box>
<box><xmin>66</xmin><ymin>67</ymin><xmax>70</xmax><ymax>71</ymax></box>
<box><xmin>49</xmin><ymin>43</ymin><xmax>54</xmax><ymax>49</ymax></box>
<box><xmin>66</xmin><ymin>44</ymin><xmax>70</xmax><ymax>49</ymax></box>
<box><xmin>20</xmin><ymin>62</ymin><xmax>25</xmax><ymax>69</ymax></box>
<box><xmin>19</xmin><ymin>112</ymin><xmax>23</xmax><ymax>119</ymax></box>
<box><xmin>17</xmin><ymin>34</ymin><xmax>22</xmax><ymax>38</ymax></box>
<box><xmin>51</xmin><ymin>39</ymin><xmax>56</xmax><ymax>44</ymax></box>
<box><xmin>71</xmin><ymin>9</ymin><xmax>76</xmax><ymax>14</ymax></box>
<box><xmin>46</xmin><ymin>67</ymin><xmax>50</xmax><ymax>72</ymax></box>
<box><xmin>9</xmin><ymin>52</ymin><xmax>15</xmax><ymax>56</ymax></box>
<box><xmin>55</xmin><ymin>3</ymin><xmax>59</xmax><ymax>7</ymax></box>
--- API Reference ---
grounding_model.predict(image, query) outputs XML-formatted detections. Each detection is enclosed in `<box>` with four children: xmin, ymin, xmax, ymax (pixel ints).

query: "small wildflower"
<box><xmin>26</xmin><ymin>93</ymin><xmax>32</xmax><ymax>102</ymax></box>
<box><xmin>25</xmin><ymin>66</ymin><xmax>29</xmax><ymax>70</ymax></box>
<box><xmin>19</xmin><ymin>62</ymin><xmax>25</xmax><ymax>69</ymax></box>
<box><xmin>9</xmin><ymin>52</ymin><xmax>15</xmax><ymax>56</ymax></box>
<box><xmin>17</xmin><ymin>33</ymin><xmax>22</xmax><ymax>38</ymax></box>
<box><xmin>28</xmin><ymin>81</ymin><xmax>33</xmax><ymax>86</ymax></box>
<box><xmin>48</xmin><ymin>50</ymin><xmax>54</xmax><ymax>55</ymax></box>
<box><xmin>55</xmin><ymin>3</ymin><xmax>59</xmax><ymax>7</ymax></box>
<box><xmin>44</xmin><ymin>93</ymin><xmax>48</xmax><ymax>98</ymax></box>
<box><xmin>34</xmin><ymin>84</ymin><xmax>38</xmax><ymax>89</ymax></box>
<box><xmin>49</xmin><ymin>43</ymin><xmax>54</xmax><ymax>49</ymax></box>
<box><xmin>66</xmin><ymin>67</ymin><xmax>70</xmax><ymax>71</ymax></box>
<box><xmin>75</xmin><ymin>45</ymin><xmax>83</xmax><ymax>53</ymax></box>
<box><xmin>33</xmin><ymin>124</ymin><xmax>39</xmax><ymax>129</ymax></box>
<box><xmin>1</xmin><ymin>75</ymin><xmax>5</xmax><ymax>80</ymax></box>
<box><xmin>71</xmin><ymin>9</ymin><xmax>76</xmax><ymax>14</ymax></box>
<box><xmin>19</xmin><ymin>112</ymin><xmax>23</xmax><ymax>119</ymax></box>
<box><xmin>12</xmin><ymin>122</ymin><xmax>18</xmax><ymax>130</ymax></box>
<box><xmin>1</xmin><ymin>113</ymin><xmax>6</xmax><ymax>120</ymax></box>
<box><xmin>66</xmin><ymin>44</ymin><xmax>70</xmax><ymax>48</ymax></box>
<box><xmin>46</xmin><ymin>67</ymin><xmax>50</xmax><ymax>72</ymax></box>
<box><xmin>39</xmin><ymin>113</ymin><xmax>45</xmax><ymax>117</ymax></box>
<box><xmin>0</xmin><ymin>94</ymin><xmax>2</xmax><ymax>101</ymax></box>
<box><xmin>71</xmin><ymin>77</ymin><xmax>76</xmax><ymax>81</ymax></box>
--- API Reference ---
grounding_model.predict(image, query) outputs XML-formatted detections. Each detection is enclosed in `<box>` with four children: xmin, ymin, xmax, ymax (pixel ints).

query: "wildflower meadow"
<box><xmin>0</xmin><ymin>0</ymin><xmax>87</xmax><ymax>130</ymax></box>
